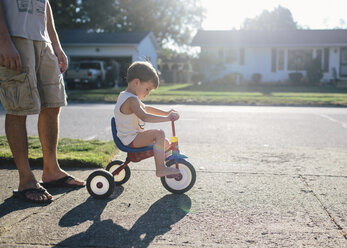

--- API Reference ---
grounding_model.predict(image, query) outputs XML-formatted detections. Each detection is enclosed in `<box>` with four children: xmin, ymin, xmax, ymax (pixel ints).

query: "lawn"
<box><xmin>67</xmin><ymin>83</ymin><xmax>347</xmax><ymax>107</ymax></box>
<box><xmin>0</xmin><ymin>136</ymin><xmax>117</xmax><ymax>168</ymax></box>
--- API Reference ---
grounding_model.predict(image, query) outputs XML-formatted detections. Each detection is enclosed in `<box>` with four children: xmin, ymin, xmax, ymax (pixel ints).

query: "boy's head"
<box><xmin>127</xmin><ymin>61</ymin><xmax>159</xmax><ymax>89</ymax></box>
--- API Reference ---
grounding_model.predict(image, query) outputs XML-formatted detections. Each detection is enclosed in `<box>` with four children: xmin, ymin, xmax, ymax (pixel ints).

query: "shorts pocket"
<box><xmin>0</xmin><ymin>68</ymin><xmax>34</xmax><ymax>112</ymax></box>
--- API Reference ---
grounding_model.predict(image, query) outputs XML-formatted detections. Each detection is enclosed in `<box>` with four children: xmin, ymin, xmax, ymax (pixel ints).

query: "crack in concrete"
<box><xmin>132</xmin><ymin>168</ymin><xmax>347</xmax><ymax>178</ymax></box>
<box><xmin>299</xmin><ymin>174</ymin><xmax>346</xmax><ymax>240</ymax></box>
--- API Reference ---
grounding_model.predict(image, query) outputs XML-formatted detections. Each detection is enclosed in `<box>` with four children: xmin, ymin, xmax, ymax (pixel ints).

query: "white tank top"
<box><xmin>114</xmin><ymin>91</ymin><xmax>145</xmax><ymax>145</ymax></box>
<box><xmin>2</xmin><ymin>0</ymin><xmax>50</xmax><ymax>42</ymax></box>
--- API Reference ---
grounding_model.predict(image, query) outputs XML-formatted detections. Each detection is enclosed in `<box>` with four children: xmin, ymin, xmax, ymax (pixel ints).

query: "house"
<box><xmin>59</xmin><ymin>30</ymin><xmax>160</xmax><ymax>84</ymax></box>
<box><xmin>158</xmin><ymin>54</ymin><xmax>193</xmax><ymax>83</ymax></box>
<box><xmin>191</xmin><ymin>29</ymin><xmax>347</xmax><ymax>84</ymax></box>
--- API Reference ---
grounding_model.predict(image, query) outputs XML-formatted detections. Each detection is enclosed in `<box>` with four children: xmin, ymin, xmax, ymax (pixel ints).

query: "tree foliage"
<box><xmin>241</xmin><ymin>5</ymin><xmax>298</xmax><ymax>30</ymax></box>
<box><xmin>50</xmin><ymin>0</ymin><xmax>204</xmax><ymax>47</ymax></box>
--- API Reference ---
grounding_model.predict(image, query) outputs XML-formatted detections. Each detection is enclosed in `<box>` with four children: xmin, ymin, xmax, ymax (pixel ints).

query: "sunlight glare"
<box><xmin>201</xmin><ymin>0</ymin><xmax>347</xmax><ymax>30</ymax></box>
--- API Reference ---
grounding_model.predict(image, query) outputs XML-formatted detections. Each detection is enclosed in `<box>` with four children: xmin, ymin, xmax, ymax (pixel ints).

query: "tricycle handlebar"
<box><xmin>171</xmin><ymin>120</ymin><xmax>176</xmax><ymax>137</ymax></box>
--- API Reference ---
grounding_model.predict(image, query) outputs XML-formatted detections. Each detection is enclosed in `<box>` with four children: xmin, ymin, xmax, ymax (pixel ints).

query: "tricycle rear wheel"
<box><xmin>87</xmin><ymin>169</ymin><xmax>114</xmax><ymax>199</ymax></box>
<box><xmin>106</xmin><ymin>160</ymin><xmax>131</xmax><ymax>186</ymax></box>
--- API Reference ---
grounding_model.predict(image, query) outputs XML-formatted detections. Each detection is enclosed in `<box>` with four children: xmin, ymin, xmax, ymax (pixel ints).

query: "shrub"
<box><xmin>223</xmin><ymin>72</ymin><xmax>243</xmax><ymax>85</ymax></box>
<box><xmin>191</xmin><ymin>73</ymin><xmax>204</xmax><ymax>83</ymax></box>
<box><xmin>289</xmin><ymin>72</ymin><xmax>303</xmax><ymax>84</ymax></box>
<box><xmin>251</xmin><ymin>73</ymin><xmax>262</xmax><ymax>84</ymax></box>
<box><xmin>306</xmin><ymin>58</ymin><xmax>323</xmax><ymax>86</ymax></box>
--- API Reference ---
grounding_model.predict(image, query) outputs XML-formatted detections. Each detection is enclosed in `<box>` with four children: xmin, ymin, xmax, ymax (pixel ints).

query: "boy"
<box><xmin>114</xmin><ymin>61</ymin><xmax>180</xmax><ymax>177</ymax></box>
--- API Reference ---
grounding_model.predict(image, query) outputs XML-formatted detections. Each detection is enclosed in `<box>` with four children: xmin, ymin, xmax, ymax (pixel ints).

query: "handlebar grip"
<box><xmin>171</xmin><ymin>120</ymin><xmax>176</xmax><ymax>137</ymax></box>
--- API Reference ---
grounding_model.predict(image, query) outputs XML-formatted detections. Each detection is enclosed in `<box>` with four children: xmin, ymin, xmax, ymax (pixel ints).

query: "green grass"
<box><xmin>67</xmin><ymin>83</ymin><xmax>347</xmax><ymax>107</ymax></box>
<box><xmin>0</xmin><ymin>136</ymin><xmax>118</xmax><ymax>168</ymax></box>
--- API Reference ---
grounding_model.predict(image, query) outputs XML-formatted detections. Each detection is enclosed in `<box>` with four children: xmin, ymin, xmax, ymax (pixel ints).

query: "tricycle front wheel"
<box><xmin>161</xmin><ymin>159</ymin><xmax>196</xmax><ymax>194</ymax></box>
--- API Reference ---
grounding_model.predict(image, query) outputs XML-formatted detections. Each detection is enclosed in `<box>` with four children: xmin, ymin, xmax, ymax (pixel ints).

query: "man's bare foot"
<box><xmin>65</xmin><ymin>176</ymin><xmax>85</xmax><ymax>187</ymax></box>
<box><xmin>15</xmin><ymin>182</ymin><xmax>53</xmax><ymax>203</ymax></box>
<box><xmin>42</xmin><ymin>169</ymin><xmax>85</xmax><ymax>188</ymax></box>
<box><xmin>156</xmin><ymin>166</ymin><xmax>181</xmax><ymax>177</ymax></box>
<box><xmin>40</xmin><ymin>175</ymin><xmax>85</xmax><ymax>188</ymax></box>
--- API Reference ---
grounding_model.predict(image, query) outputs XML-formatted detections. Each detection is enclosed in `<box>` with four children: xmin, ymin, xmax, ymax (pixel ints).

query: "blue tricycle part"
<box><xmin>166</xmin><ymin>153</ymin><xmax>188</xmax><ymax>162</ymax></box>
<box><xmin>111</xmin><ymin>117</ymin><xmax>154</xmax><ymax>153</ymax></box>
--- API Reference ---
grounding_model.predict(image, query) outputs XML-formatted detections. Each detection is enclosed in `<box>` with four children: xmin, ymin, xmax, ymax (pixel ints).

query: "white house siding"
<box><xmin>209</xmin><ymin>46</ymin><xmax>344</xmax><ymax>83</ymax></box>
<box><xmin>244</xmin><ymin>47</ymin><xmax>272</xmax><ymax>82</ymax></box>
<box><xmin>136</xmin><ymin>34</ymin><xmax>158</xmax><ymax>68</ymax></box>
<box><xmin>63</xmin><ymin>45</ymin><xmax>137</xmax><ymax>59</ymax></box>
<box><xmin>221</xmin><ymin>47</ymin><xmax>286</xmax><ymax>82</ymax></box>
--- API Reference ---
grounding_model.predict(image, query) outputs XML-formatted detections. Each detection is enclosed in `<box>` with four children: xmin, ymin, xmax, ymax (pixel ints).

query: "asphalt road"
<box><xmin>0</xmin><ymin>104</ymin><xmax>346</xmax><ymax>247</ymax></box>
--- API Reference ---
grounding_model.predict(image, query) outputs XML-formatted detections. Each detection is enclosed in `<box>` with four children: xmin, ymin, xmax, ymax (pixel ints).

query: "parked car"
<box><xmin>65</xmin><ymin>60</ymin><xmax>107</xmax><ymax>89</ymax></box>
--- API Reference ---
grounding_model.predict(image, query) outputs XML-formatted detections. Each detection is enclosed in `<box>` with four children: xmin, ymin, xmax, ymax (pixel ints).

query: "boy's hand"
<box><xmin>168</xmin><ymin>111</ymin><xmax>180</xmax><ymax>121</ymax></box>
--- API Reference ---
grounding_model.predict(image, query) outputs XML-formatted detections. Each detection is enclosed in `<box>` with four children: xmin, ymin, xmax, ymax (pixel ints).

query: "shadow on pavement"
<box><xmin>0</xmin><ymin>187</ymin><xmax>86</xmax><ymax>219</ymax></box>
<box><xmin>59</xmin><ymin>186</ymin><xmax>124</xmax><ymax>227</ymax></box>
<box><xmin>0</xmin><ymin>196</ymin><xmax>40</xmax><ymax>219</ymax></box>
<box><xmin>56</xmin><ymin>194</ymin><xmax>191</xmax><ymax>248</ymax></box>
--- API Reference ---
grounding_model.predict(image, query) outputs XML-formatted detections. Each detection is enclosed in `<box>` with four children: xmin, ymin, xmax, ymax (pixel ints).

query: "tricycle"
<box><xmin>86</xmin><ymin>117</ymin><xmax>196</xmax><ymax>199</ymax></box>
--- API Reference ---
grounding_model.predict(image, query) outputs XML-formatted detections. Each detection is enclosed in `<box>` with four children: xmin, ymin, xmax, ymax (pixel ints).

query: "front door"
<box><xmin>340</xmin><ymin>48</ymin><xmax>347</xmax><ymax>77</ymax></box>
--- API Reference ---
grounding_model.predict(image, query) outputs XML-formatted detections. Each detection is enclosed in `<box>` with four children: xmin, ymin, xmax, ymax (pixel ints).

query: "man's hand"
<box><xmin>53</xmin><ymin>46</ymin><xmax>68</xmax><ymax>73</ymax></box>
<box><xmin>0</xmin><ymin>0</ymin><xmax>21</xmax><ymax>72</ymax></box>
<box><xmin>0</xmin><ymin>39</ymin><xmax>21</xmax><ymax>72</ymax></box>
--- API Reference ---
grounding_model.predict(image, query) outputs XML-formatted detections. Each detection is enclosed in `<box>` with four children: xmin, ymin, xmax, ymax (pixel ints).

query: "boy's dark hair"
<box><xmin>127</xmin><ymin>61</ymin><xmax>159</xmax><ymax>88</ymax></box>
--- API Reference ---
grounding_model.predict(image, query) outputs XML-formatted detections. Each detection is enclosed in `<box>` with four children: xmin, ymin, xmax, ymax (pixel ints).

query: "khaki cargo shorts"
<box><xmin>0</xmin><ymin>37</ymin><xmax>67</xmax><ymax>115</ymax></box>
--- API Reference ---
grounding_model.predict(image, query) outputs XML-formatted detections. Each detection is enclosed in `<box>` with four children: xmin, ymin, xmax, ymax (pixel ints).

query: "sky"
<box><xmin>201</xmin><ymin>0</ymin><xmax>347</xmax><ymax>30</ymax></box>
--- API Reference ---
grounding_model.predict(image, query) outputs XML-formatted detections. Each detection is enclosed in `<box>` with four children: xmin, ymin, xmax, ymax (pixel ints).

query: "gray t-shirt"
<box><xmin>2</xmin><ymin>0</ymin><xmax>50</xmax><ymax>42</ymax></box>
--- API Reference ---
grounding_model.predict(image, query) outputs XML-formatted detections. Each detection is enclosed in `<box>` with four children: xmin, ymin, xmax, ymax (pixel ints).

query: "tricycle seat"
<box><xmin>111</xmin><ymin>117</ymin><xmax>154</xmax><ymax>153</ymax></box>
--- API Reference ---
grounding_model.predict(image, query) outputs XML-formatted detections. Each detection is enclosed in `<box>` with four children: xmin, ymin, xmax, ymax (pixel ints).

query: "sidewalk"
<box><xmin>0</xmin><ymin>162</ymin><xmax>346</xmax><ymax>247</ymax></box>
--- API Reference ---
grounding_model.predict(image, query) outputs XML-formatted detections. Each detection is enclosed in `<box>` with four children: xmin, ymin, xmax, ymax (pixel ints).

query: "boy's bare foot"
<box><xmin>165</xmin><ymin>151</ymin><xmax>172</xmax><ymax>160</ymax></box>
<box><xmin>156</xmin><ymin>166</ymin><xmax>181</xmax><ymax>177</ymax></box>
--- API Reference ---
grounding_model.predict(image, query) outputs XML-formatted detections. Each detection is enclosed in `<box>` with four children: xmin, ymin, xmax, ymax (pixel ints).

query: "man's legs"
<box><xmin>39</xmin><ymin>107</ymin><xmax>84</xmax><ymax>186</ymax></box>
<box><xmin>5</xmin><ymin>114</ymin><xmax>52</xmax><ymax>202</ymax></box>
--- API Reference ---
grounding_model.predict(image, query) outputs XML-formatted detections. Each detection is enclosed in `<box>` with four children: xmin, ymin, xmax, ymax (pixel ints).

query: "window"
<box><xmin>218</xmin><ymin>48</ymin><xmax>224</xmax><ymax>62</ymax></box>
<box><xmin>239</xmin><ymin>48</ymin><xmax>245</xmax><ymax>65</ymax></box>
<box><xmin>316</xmin><ymin>49</ymin><xmax>322</xmax><ymax>61</ymax></box>
<box><xmin>278</xmin><ymin>49</ymin><xmax>284</xmax><ymax>70</ymax></box>
<box><xmin>324</xmin><ymin>48</ymin><xmax>329</xmax><ymax>72</ymax></box>
<box><xmin>340</xmin><ymin>48</ymin><xmax>347</xmax><ymax>76</ymax></box>
<box><xmin>287</xmin><ymin>49</ymin><xmax>313</xmax><ymax>70</ymax></box>
<box><xmin>271</xmin><ymin>48</ymin><xmax>276</xmax><ymax>72</ymax></box>
<box><xmin>80</xmin><ymin>62</ymin><xmax>101</xmax><ymax>69</ymax></box>
<box><xmin>225</xmin><ymin>48</ymin><xmax>238</xmax><ymax>64</ymax></box>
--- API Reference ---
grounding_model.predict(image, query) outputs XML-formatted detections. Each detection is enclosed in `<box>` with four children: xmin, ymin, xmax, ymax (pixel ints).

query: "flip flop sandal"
<box><xmin>13</xmin><ymin>188</ymin><xmax>52</xmax><ymax>204</ymax></box>
<box><xmin>40</xmin><ymin>175</ymin><xmax>85</xmax><ymax>188</ymax></box>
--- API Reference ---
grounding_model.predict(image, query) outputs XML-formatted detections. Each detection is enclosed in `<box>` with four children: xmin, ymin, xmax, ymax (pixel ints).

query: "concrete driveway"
<box><xmin>0</xmin><ymin>104</ymin><xmax>346</xmax><ymax>247</ymax></box>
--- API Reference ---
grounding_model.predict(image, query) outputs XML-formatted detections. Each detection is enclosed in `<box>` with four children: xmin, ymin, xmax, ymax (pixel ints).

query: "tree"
<box><xmin>241</xmin><ymin>5</ymin><xmax>297</xmax><ymax>30</ymax></box>
<box><xmin>50</xmin><ymin>0</ymin><xmax>93</xmax><ymax>30</ymax></box>
<box><xmin>116</xmin><ymin>0</ymin><xmax>204</xmax><ymax>47</ymax></box>
<box><xmin>51</xmin><ymin>0</ymin><xmax>204</xmax><ymax>47</ymax></box>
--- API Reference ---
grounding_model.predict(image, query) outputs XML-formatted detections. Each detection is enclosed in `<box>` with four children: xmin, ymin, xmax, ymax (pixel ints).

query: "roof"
<box><xmin>59</xmin><ymin>30</ymin><xmax>152</xmax><ymax>45</ymax></box>
<box><xmin>191</xmin><ymin>29</ymin><xmax>347</xmax><ymax>47</ymax></box>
